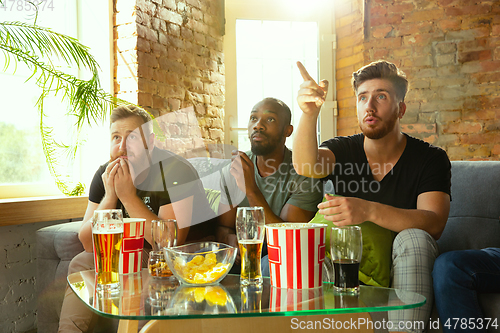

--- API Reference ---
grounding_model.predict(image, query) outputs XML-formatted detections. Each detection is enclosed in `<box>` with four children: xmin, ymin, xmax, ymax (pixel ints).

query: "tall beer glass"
<box><xmin>149</xmin><ymin>219</ymin><xmax>177</xmax><ymax>278</ymax></box>
<box><xmin>236</xmin><ymin>207</ymin><xmax>265</xmax><ymax>285</ymax></box>
<box><xmin>92</xmin><ymin>209</ymin><xmax>124</xmax><ymax>293</ymax></box>
<box><xmin>330</xmin><ymin>226</ymin><xmax>363</xmax><ymax>294</ymax></box>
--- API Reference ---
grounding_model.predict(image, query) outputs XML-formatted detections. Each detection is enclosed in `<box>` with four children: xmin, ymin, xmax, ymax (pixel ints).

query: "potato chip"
<box><xmin>177</xmin><ymin>252</ymin><xmax>230</xmax><ymax>284</ymax></box>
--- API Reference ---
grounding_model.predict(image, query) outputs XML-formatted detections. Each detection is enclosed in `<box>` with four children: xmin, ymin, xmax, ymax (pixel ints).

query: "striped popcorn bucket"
<box><xmin>270</xmin><ymin>285</ymin><xmax>325</xmax><ymax>312</ymax></box>
<box><xmin>266</xmin><ymin>223</ymin><xmax>326</xmax><ymax>289</ymax></box>
<box><xmin>119</xmin><ymin>272</ymin><xmax>144</xmax><ymax>316</ymax></box>
<box><xmin>119</xmin><ymin>218</ymin><xmax>146</xmax><ymax>274</ymax></box>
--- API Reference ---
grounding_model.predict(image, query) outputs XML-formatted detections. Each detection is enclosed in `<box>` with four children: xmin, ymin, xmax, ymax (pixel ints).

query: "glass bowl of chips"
<box><xmin>163</xmin><ymin>242</ymin><xmax>237</xmax><ymax>285</ymax></box>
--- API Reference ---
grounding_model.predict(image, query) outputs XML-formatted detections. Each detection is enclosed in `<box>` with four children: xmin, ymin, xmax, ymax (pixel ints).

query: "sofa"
<box><xmin>37</xmin><ymin>221</ymin><xmax>85</xmax><ymax>333</ymax></box>
<box><xmin>429</xmin><ymin>160</ymin><xmax>500</xmax><ymax>332</ymax></box>
<box><xmin>36</xmin><ymin>160</ymin><xmax>500</xmax><ymax>333</ymax></box>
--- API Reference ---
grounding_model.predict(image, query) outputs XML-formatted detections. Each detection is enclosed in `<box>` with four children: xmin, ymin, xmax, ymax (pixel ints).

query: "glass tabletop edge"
<box><xmin>67</xmin><ymin>271</ymin><xmax>427</xmax><ymax>321</ymax></box>
<box><xmin>78</xmin><ymin>301</ymin><xmax>428</xmax><ymax>322</ymax></box>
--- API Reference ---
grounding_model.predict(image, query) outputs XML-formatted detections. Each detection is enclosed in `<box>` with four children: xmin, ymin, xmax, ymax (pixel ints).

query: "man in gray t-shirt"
<box><xmin>216</xmin><ymin>98</ymin><xmax>323</xmax><ymax>272</ymax></box>
<box><xmin>220</xmin><ymin>148</ymin><xmax>321</xmax><ymax>217</ymax></box>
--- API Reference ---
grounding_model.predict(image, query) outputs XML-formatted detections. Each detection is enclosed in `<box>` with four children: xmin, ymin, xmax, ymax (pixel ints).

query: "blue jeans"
<box><xmin>261</xmin><ymin>254</ymin><xmax>270</xmax><ymax>277</ymax></box>
<box><xmin>432</xmin><ymin>248</ymin><xmax>500</xmax><ymax>333</ymax></box>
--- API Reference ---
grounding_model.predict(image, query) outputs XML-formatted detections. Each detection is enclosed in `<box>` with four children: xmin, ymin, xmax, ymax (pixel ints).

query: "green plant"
<box><xmin>0</xmin><ymin>1</ymin><xmax>127</xmax><ymax>195</ymax></box>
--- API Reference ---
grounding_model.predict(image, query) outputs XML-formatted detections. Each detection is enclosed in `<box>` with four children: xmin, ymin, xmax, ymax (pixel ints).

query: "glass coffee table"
<box><xmin>68</xmin><ymin>269</ymin><xmax>425</xmax><ymax>333</ymax></box>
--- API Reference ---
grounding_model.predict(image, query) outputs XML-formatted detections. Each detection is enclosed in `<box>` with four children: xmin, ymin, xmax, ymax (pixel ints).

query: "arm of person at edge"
<box><xmin>78</xmin><ymin>158</ymin><xmax>191</xmax><ymax>252</ymax></box>
<box><xmin>292</xmin><ymin>61</ymin><xmax>449</xmax><ymax>240</ymax></box>
<box><xmin>217</xmin><ymin>151</ymin><xmax>317</xmax><ymax>249</ymax></box>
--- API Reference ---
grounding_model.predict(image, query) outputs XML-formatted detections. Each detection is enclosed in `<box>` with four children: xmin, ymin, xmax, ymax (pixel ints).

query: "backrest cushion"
<box><xmin>437</xmin><ymin>161</ymin><xmax>500</xmax><ymax>253</ymax></box>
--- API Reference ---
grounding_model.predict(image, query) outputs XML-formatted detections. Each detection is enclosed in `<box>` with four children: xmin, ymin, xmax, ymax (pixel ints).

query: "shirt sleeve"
<box><xmin>319</xmin><ymin>137</ymin><xmax>339</xmax><ymax>152</ymax></box>
<box><xmin>320</xmin><ymin>135</ymin><xmax>362</xmax><ymax>165</ymax></box>
<box><xmin>417</xmin><ymin>147</ymin><xmax>452</xmax><ymax>197</ymax></box>
<box><xmin>88</xmin><ymin>164</ymin><xmax>107</xmax><ymax>204</ymax></box>
<box><xmin>285</xmin><ymin>175</ymin><xmax>324</xmax><ymax>212</ymax></box>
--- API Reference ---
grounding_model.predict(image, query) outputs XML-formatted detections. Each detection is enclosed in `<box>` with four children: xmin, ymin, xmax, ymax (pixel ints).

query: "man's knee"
<box><xmin>393</xmin><ymin>228</ymin><xmax>438</xmax><ymax>259</ymax></box>
<box><xmin>68</xmin><ymin>251</ymin><xmax>94</xmax><ymax>274</ymax></box>
<box><xmin>433</xmin><ymin>251</ymin><xmax>456</xmax><ymax>272</ymax></box>
<box><xmin>433</xmin><ymin>251</ymin><xmax>471</xmax><ymax>282</ymax></box>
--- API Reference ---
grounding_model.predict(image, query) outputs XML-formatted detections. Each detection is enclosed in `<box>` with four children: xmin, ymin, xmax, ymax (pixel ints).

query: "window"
<box><xmin>235</xmin><ymin>19</ymin><xmax>319</xmax><ymax>152</ymax></box>
<box><xmin>224</xmin><ymin>0</ymin><xmax>336</xmax><ymax>151</ymax></box>
<box><xmin>0</xmin><ymin>0</ymin><xmax>112</xmax><ymax>199</ymax></box>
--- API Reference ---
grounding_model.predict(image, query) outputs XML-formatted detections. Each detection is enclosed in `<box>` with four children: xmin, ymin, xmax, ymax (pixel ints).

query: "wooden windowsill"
<box><xmin>0</xmin><ymin>196</ymin><xmax>88</xmax><ymax>227</ymax></box>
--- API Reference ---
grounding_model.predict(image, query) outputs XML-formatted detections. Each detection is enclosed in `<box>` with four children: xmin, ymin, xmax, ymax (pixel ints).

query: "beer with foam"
<box><xmin>92</xmin><ymin>209</ymin><xmax>124</xmax><ymax>293</ymax></box>
<box><xmin>93</xmin><ymin>230</ymin><xmax>123</xmax><ymax>285</ymax></box>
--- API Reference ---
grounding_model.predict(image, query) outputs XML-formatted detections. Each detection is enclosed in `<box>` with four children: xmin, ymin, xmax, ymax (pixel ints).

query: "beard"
<box><xmin>250</xmin><ymin>131</ymin><xmax>283</xmax><ymax>156</ymax></box>
<box><xmin>359</xmin><ymin>111</ymin><xmax>399</xmax><ymax>140</ymax></box>
<box><xmin>251</xmin><ymin>142</ymin><xmax>276</xmax><ymax>155</ymax></box>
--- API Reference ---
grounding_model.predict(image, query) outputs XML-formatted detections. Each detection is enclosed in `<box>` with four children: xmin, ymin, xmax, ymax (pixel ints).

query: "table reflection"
<box><xmin>270</xmin><ymin>285</ymin><xmax>324</xmax><ymax>312</ymax></box>
<box><xmin>167</xmin><ymin>285</ymin><xmax>236</xmax><ymax>315</ymax></box>
<box><xmin>147</xmin><ymin>278</ymin><xmax>179</xmax><ymax>315</ymax></box>
<box><xmin>68</xmin><ymin>269</ymin><xmax>425</xmax><ymax>320</ymax></box>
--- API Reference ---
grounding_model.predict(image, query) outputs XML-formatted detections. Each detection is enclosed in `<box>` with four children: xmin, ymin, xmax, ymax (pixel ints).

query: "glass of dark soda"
<box><xmin>330</xmin><ymin>226</ymin><xmax>362</xmax><ymax>294</ymax></box>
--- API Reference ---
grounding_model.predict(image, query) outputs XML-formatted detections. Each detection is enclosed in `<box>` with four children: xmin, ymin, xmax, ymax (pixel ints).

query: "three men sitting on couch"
<box><xmin>61</xmin><ymin>58</ymin><xmax>455</xmax><ymax>333</ymax></box>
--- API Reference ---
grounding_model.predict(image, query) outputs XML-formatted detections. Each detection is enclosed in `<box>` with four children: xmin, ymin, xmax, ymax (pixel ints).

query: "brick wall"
<box><xmin>114</xmin><ymin>0</ymin><xmax>225</xmax><ymax>157</ymax></box>
<box><xmin>0</xmin><ymin>223</ymin><xmax>37</xmax><ymax>333</ymax></box>
<box><xmin>335</xmin><ymin>0</ymin><xmax>500</xmax><ymax>160</ymax></box>
<box><xmin>335</xmin><ymin>0</ymin><xmax>365</xmax><ymax>137</ymax></box>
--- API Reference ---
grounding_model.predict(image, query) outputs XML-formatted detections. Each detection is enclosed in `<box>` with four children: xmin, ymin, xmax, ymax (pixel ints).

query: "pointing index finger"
<box><xmin>297</xmin><ymin>61</ymin><xmax>315</xmax><ymax>82</ymax></box>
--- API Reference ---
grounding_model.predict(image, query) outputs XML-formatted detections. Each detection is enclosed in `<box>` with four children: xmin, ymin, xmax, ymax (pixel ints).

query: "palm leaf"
<box><xmin>0</xmin><ymin>21</ymin><xmax>99</xmax><ymax>74</ymax></box>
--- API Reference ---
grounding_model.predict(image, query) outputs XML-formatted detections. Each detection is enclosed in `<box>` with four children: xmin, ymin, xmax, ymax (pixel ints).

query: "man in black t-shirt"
<box><xmin>78</xmin><ymin>105</ymin><xmax>207</xmax><ymax>252</ymax></box>
<box><xmin>319</xmin><ymin>133</ymin><xmax>450</xmax><ymax>211</ymax></box>
<box><xmin>292</xmin><ymin>61</ymin><xmax>451</xmax><ymax>332</ymax></box>
<box><xmin>59</xmin><ymin>105</ymin><xmax>213</xmax><ymax>332</ymax></box>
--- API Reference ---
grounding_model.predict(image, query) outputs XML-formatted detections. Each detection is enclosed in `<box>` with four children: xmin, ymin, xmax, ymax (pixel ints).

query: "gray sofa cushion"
<box><xmin>447</xmin><ymin>161</ymin><xmax>500</xmax><ymax>218</ymax></box>
<box><xmin>436</xmin><ymin>161</ymin><xmax>500</xmax><ymax>254</ymax></box>
<box><xmin>36</xmin><ymin>221</ymin><xmax>83</xmax><ymax>333</ymax></box>
<box><xmin>437</xmin><ymin>217</ymin><xmax>500</xmax><ymax>254</ymax></box>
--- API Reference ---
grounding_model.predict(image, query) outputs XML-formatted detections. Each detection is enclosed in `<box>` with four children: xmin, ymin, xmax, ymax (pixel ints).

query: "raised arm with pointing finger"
<box><xmin>292</xmin><ymin>61</ymin><xmax>334</xmax><ymax>178</ymax></box>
